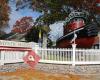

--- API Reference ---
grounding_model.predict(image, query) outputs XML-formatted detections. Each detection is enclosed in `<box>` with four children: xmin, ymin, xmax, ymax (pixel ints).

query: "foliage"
<box><xmin>25</xmin><ymin>24</ymin><xmax>50</xmax><ymax>42</ymax></box>
<box><xmin>32</xmin><ymin>0</ymin><xmax>68</xmax><ymax>24</ymax></box>
<box><xmin>15</xmin><ymin>0</ymin><xmax>100</xmax><ymax>28</ymax></box>
<box><xmin>0</xmin><ymin>0</ymin><xmax>9</xmax><ymax>27</ymax></box>
<box><xmin>0</xmin><ymin>31</ymin><xmax>6</xmax><ymax>37</ymax></box>
<box><xmin>32</xmin><ymin>0</ymin><xmax>99</xmax><ymax>24</ymax></box>
<box><xmin>12</xmin><ymin>16</ymin><xmax>34</xmax><ymax>34</ymax></box>
<box><xmin>25</xmin><ymin>27</ymin><xmax>41</xmax><ymax>42</ymax></box>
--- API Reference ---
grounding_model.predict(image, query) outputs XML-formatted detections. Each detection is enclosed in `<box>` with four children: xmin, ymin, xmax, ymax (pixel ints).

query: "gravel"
<box><xmin>0</xmin><ymin>62</ymin><xmax>100</xmax><ymax>75</ymax></box>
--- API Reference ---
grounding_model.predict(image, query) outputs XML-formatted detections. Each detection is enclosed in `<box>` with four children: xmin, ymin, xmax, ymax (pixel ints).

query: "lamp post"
<box><xmin>71</xmin><ymin>31</ymin><xmax>77</xmax><ymax>66</ymax></box>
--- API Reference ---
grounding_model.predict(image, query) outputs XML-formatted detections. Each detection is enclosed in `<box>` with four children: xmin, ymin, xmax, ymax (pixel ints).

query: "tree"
<box><xmin>18</xmin><ymin>1</ymin><xmax>99</xmax><ymax>25</ymax></box>
<box><xmin>25</xmin><ymin>27</ymin><xmax>39</xmax><ymax>42</ymax></box>
<box><xmin>25</xmin><ymin>24</ymin><xmax>50</xmax><ymax>43</ymax></box>
<box><xmin>0</xmin><ymin>30</ymin><xmax>6</xmax><ymax>37</ymax></box>
<box><xmin>12</xmin><ymin>16</ymin><xmax>34</xmax><ymax>34</ymax></box>
<box><xmin>16</xmin><ymin>0</ymin><xmax>99</xmax><ymax>25</ymax></box>
<box><xmin>0</xmin><ymin>0</ymin><xmax>9</xmax><ymax>27</ymax></box>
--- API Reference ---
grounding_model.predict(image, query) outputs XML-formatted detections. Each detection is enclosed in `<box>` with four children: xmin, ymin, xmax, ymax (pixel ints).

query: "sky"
<box><xmin>2</xmin><ymin>0</ymin><xmax>42</xmax><ymax>33</ymax></box>
<box><xmin>49</xmin><ymin>22</ymin><xmax>64</xmax><ymax>42</ymax></box>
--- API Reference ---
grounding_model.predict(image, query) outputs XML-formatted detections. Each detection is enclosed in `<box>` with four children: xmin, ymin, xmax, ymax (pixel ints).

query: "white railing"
<box><xmin>37</xmin><ymin>48</ymin><xmax>73</xmax><ymax>64</ymax></box>
<box><xmin>0</xmin><ymin>50</ymin><xmax>28</xmax><ymax>65</ymax></box>
<box><xmin>75</xmin><ymin>49</ymin><xmax>100</xmax><ymax>64</ymax></box>
<box><xmin>37</xmin><ymin>48</ymin><xmax>100</xmax><ymax>65</ymax></box>
<box><xmin>0</xmin><ymin>48</ymin><xmax>100</xmax><ymax>66</ymax></box>
<box><xmin>0</xmin><ymin>40</ymin><xmax>100</xmax><ymax>66</ymax></box>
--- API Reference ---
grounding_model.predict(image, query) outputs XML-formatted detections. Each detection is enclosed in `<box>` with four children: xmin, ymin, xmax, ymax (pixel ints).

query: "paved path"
<box><xmin>0</xmin><ymin>76</ymin><xmax>24</xmax><ymax>80</ymax></box>
<box><xmin>0</xmin><ymin>63</ymin><xmax>100</xmax><ymax>80</ymax></box>
<box><xmin>0</xmin><ymin>73</ymin><xmax>100</xmax><ymax>80</ymax></box>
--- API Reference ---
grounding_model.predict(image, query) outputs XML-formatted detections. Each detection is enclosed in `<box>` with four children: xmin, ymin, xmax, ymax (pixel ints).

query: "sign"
<box><xmin>64</xmin><ymin>11</ymin><xmax>89</xmax><ymax>26</ymax></box>
<box><xmin>23</xmin><ymin>50</ymin><xmax>40</xmax><ymax>68</ymax></box>
<box><xmin>0</xmin><ymin>40</ymin><xmax>32</xmax><ymax>48</ymax></box>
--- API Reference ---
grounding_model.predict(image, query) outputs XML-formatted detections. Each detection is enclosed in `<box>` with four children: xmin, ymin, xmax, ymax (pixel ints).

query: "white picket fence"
<box><xmin>0</xmin><ymin>47</ymin><xmax>100</xmax><ymax>66</ymax></box>
<box><xmin>37</xmin><ymin>48</ymin><xmax>100</xmax><ymax>65</ymax></box>
<box><xmin>0</xmin><ymin>50</ymin><xmax>28</xmax><ymax>65</ymax></box>
<box><xmin>0</xmin><ymin>40</ymin><xmax>100</xmax><ymax>66</ymax></box>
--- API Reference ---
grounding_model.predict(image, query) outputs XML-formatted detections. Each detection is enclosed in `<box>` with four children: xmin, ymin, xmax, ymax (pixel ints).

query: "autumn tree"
<box><xmin>0</xmin><ymin>0</ymin><xmax>9</xmax><ymax>27</ymax></box>
<box><xmin>12</xmin><ymin>16</ymin><xmax>34</xmax><ymax>34</ymax></box>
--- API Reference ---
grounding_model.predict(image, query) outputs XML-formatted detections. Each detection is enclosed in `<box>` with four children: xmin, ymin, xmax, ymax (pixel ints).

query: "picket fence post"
<box><xmin>72</xmin><ymin>43</ymin><xmax>77</xmax><ymax>66</ymax></box>
<box><xmin>0</xmin><ymin>51</ymin><xmax>5</xmax><ymax>65</ymax></box>
<box><xmin>34</xmin><ymin>44</ymin><xmax>40</xmax><ymax>56</ymax></box>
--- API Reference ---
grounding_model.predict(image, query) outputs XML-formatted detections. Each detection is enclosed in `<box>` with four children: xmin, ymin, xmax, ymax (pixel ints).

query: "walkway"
<box><xmin>0</xmin><ymin>63</ymin><xmax>100</xmax><ymax>80</ymax></box>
